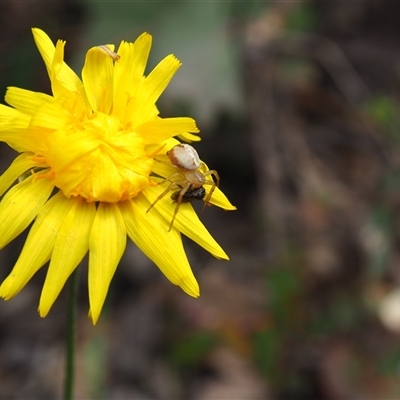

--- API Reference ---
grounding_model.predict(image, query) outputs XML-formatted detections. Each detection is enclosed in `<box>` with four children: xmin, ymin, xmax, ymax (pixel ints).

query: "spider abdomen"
<box><xmin>167</xmin><ymin>143</ymin><xmax>200</xmax><ymax>171</ymax></box>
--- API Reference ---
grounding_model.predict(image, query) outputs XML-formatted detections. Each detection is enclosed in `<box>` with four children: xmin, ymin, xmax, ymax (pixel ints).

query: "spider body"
<box><xmin>147</xmin><ymin>144</ymin><xmax>219</xmax><ymax>231</ymax></box>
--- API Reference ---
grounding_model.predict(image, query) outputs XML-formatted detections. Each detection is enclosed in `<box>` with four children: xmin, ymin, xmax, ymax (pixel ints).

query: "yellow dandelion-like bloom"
<box><xmin>0</xmin><ymin>28</ymin><xmax>235</xmax><ymax>324</ymax></box>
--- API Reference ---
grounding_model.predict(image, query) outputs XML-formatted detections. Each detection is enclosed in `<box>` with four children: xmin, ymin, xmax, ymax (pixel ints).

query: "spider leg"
<box><xmin>202</xmin><ymin>169</ymin><xmax>220</xmax><ymax>186</ymax></box>
<box><xmin>147</xmin><ymin>170</ymin><xmax>186</xmax><ymax>213</ymax></box>
<box><xmin>147</xmin><ymin>180</ymin><xmax>182</xmax><ymax>213</ymax></box>
<box><xmin>157</xmin><ymin>172</ymin><xmax>183</xmax><ymax>185</ymax></box>
<box><xmin>168</xmin><ymin>182</ymin><xmax>192</xmax><ymax>231</ymax></box>
<box><xmin>201</xmin><ymin>170</ymin><xmax>220</xmax><ymax>212</ymax></box>
<box><xmin>154</xmin><ymin>158</ymin><xmax>174</xmax><ymax>166</ymax></box>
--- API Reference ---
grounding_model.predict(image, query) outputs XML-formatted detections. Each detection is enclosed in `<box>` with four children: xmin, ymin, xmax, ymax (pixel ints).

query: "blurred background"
<box><xmin>1</xmin><ymin>1</ymin><xmax>400</xmax><ymax>399</ymax></box>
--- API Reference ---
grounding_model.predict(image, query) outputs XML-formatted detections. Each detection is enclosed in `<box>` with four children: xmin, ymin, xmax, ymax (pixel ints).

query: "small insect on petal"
<box><xmin>167</xmin><ymin>144</ymin><xmax>200</xmax><ymax>171</ymax></box>
<box><xmin>97</xmin><ymin>45</ymin><xmax>121</xmax><ymax>61</ymax></box>
<box><xmin>171</xmin><ymin>186</ymin><xmax>206</xmax><ymax>203</ymax></box>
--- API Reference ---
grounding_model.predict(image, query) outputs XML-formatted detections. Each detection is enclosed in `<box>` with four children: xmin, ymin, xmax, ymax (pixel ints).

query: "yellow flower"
<box><xmin>0</xmin><ymin>28</ymin><xmax>235</xmax><ymax>324</ymax></box>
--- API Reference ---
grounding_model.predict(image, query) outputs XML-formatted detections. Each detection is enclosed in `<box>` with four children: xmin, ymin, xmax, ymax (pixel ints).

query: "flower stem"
<box><xmin>64</xmin><ymin>268</ymin><xmax>79</xmax><ymax>400</ymax></box>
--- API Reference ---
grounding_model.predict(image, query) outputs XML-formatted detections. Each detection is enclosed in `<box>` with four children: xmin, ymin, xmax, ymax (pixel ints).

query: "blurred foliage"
<box><xmin>168</xmin><ymin>331</ymin><xmax>218</xmax><ymax>371</ymax></box>
<box><xmin>84</xmin><ymin>332</ymin><xmax>107</xmax><ymax>399</ymax></box>
<box><xmin>253</xmin><ymin>329</ymin><xmax>281</xmax><ymax>383</ymax></box>
<box><xmin>286</xmin><ymin>3</ymin><xmax>317</xmax><ymax>32</ymax></box>
<box><xmin>378</xmin><ymin>343</ymin><xmax>400</xmax><ymax>376</ymax></box>
<box><xmin>366</xmin><ymin>205</ymin><xmax>393</xmax><ymax>279</ymax></box>
<box><xmin>365</xmin><ymin>95</ymin><xmax>400</xmax><ymax>141</ymax></box>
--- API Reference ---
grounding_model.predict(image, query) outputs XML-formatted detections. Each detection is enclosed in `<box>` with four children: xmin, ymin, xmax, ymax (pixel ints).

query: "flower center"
<box><xmin>45</xmin><ymin>110</ymin><xmax>154</xmax><ymax>202</ymax></box>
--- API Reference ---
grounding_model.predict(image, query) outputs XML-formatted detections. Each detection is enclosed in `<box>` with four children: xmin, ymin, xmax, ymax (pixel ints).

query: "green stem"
<box><xmin>64</xmin><ymin>267</ymin><xmax>79</xmax><ymax>400</ymax></box>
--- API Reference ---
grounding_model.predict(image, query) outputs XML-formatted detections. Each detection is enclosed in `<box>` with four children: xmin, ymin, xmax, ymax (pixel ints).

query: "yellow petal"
<box><xmin>46</xmin><ymin>128</ymin><xmax>99</xmax><ymax>173</ymax></box>
<box><xmin>30</xmin><ymin>98</ymin><xmax>70</xmax><ymax>130</ymax></box>
<box><xmin>0</xmin><ymin>111</ymin><xmax>35</xmax><ymax>153</ymax></box>
<box><xmin>88</xmin><ymin>203</ymin><xmax>126</xmax><ymax>324</ymax></box>
<box><xmin>130</xmin><ymin>55</ymin><xmax>181</xmax><ymax>126</ymax></box>
<box><xmin>119</xmin><ymin>196</ymin><xmax>200</xmax><ymax>296</ymax></box>
<box><xmin>0</xmin><ymin>174</ymin><xmax>54</xmax><ymax>250</ymax></box>
<box><xmin>32</xmin><ymin>28</ymin><xmax>84</xmax><ymax>98</ymax></box>
<box><xmin>143</xmin><ymin>185</ymin><xmax>228</xmax><ymax>259</ymax></box>
<box><xmin>177</xmin><ymin>132</ymin><xmax>201</xmax><ymax>142</ymax></box>
<box><xmin>137</xmin><ymin>117</ymin><xmax>199</xmax><ymax>144</ymax></box>
<box><xmin>0</xmin><ymin>192</ymin><xmax>73</xmax><ymax>299</ymax></box>
<box><xmin>32</xmin><ymin>27</ymin><xmax>56</xmax><ymax>78</ymax></box>
<box><xmin>82</xmin><ymin>46</ymin><xmax>114</xmax><ymax>113</ymax></box>
<box><xmin>1</xmin><ymin>129</ymin><xmax>43</xmax><ymax>154</ymax></box>
<box><xmin>143</xmin><ymin>54</ymin><xmax>181</xmax><ymax>105</ymax></box>
<box><xmin>39</xmin><ymin>198</ymin><xmax>96</xmax><ymax>317</ymax></box>
<box><xmin>207</xmin><ymin>186</ymin><xmax>237</xmax><ymax>210</ymax></box>
<box><xmin>0</xmin><ymin>153</ymin><xmax>36</xmax><ymax>196</ymax></box>
<box><xmin>51</xmin><ymin>39</ymin><xmax>71</xmax><ymax>98</ymax></box>
<box><xmin>0</xmin><ymin>103</ymin><xmax>27</xmax><ymax>126</ymax></box>
<box><xmin>5</xmin><ymin>87</ymin><xmax>53</xmax><ymax>115</ymax></box>
<box><xmin>113</xmin><ymin>33</ymin><xmax>152</xmax><ymax>118</ymax></box>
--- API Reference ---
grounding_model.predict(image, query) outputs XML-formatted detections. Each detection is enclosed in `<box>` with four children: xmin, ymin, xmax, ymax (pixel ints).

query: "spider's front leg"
<box><xmin>154</xmin><ymin>171</ymin><xmax>182</xmax><ymax>186</ymax></box>
<box><xmin>147</xmin><ymin>170</ymin><xmax>185</xmax><ymax>213</ymax></box>
<box><xmin>146</xmin><ymin>181</ymin><xmax>180</xmax><ymax>214</ymax></box>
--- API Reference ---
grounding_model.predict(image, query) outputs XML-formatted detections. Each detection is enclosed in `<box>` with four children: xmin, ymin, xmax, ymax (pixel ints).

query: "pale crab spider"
<box><xmin>147</xmin><ymin>144</ymin><xmax>220</xmax><ymax>231</ymax></box>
